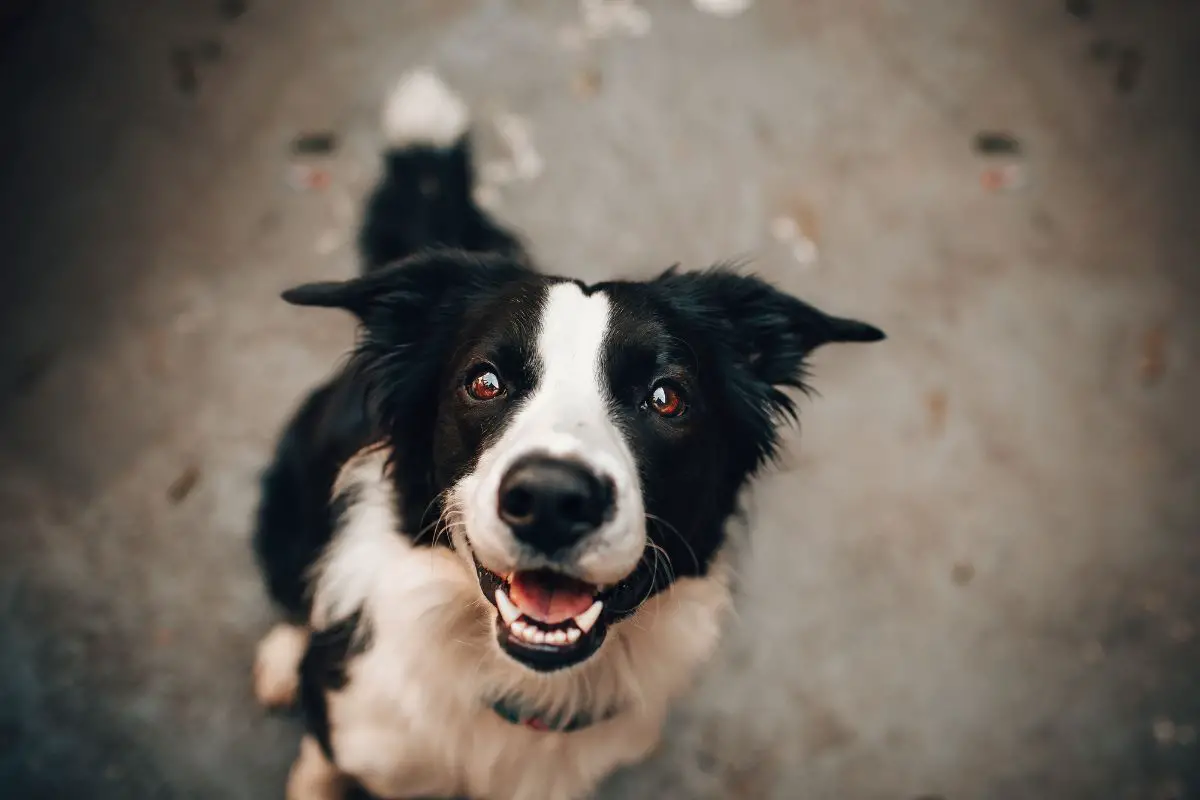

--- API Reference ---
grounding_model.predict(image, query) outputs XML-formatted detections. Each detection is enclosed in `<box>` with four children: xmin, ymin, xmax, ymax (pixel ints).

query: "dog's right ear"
<box><xmin>282</xmin><ymin>250</ymin><xmax>521</xmax><ymax>323</ymax></box>
<box><xmin>281</xmin><ymin>279</ymin><xmax>373</xmax><ymax>313</ymax></box>
<box><xmin>282</xmin><ymin>250</ymin><xmax>527</xmax><ymax>433</ymax></box>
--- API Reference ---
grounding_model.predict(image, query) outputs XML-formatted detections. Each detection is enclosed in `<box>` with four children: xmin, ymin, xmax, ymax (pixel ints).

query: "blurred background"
<box><xmin>0</xmin><ymin>1</ymin><xmax>1198</xmax><ymax>798</ymax></box>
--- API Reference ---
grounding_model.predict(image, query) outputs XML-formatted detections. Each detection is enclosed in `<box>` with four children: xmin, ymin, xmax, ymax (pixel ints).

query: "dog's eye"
<box><xmin>466</xmin><ymin>368</ymin><xmax>505</xmax><ymax>401</ymax></box>
<box><xmin>646</xmin><ymin>382</ymin><xmax>686</xmax><ymax>418</ymax></box>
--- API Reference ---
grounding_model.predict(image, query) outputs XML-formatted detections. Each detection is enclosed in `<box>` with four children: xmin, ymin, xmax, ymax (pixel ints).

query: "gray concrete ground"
<box><xmin>1</xmin><ymin>1</ymin><xmax>1198</xmax><ymax>798</ymax></box>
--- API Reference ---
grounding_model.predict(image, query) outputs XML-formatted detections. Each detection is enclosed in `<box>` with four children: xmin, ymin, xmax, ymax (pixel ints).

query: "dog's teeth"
<box><xmin>551</xmin><ymin>630</ymin><xmax>567</xmax><ymax>645</ymax></box>
<box><xmin>566</xmin><ymin>627</ymin><xmax>581</xmax><ymax>643</ymax></box>
<box><xmin>574</xmin><ymin>601</ymin><xmax>603</xmax><ymax>633</ymax></box>
<box><xmin>496</xmin><ymin>588</ymin><xmax>521</xmax><ymax>625</ymax></box>
<box><xmin>511</xmin><ymin>620</ymin><xmax>527</xmax><ymax>636</ymax></box>
<box><xmin>532</xmin><ymin>629</ymin><xmax>547</xmax><ymax>644</ymax></box>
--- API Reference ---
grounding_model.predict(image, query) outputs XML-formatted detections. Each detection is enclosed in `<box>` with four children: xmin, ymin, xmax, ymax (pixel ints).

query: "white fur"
<box><xmin>253</xmin><ymin>622</ymin><xmax>309</xmax><ymax>708</ymax></box>
<box><xmin>456</xmin><ymin>282</ymin><xmax>646</xmax><ymax>586</ymax></box>
<box><xmin>304</xmin><ymin>446</ymin><xmax>733</xmax><ymax>800</ymax></box>
<box><xmin>381</xmin><ymin>68</ymin><xmax>469</xmax><ymax>148</ymax></box>
<box><xmin>287</xmin><ymin>736</ymin><xmax>345</xmax><ymax>800</ymax></box>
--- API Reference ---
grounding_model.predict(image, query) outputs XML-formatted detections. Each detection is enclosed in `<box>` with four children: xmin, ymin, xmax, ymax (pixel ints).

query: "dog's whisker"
<box><xmin>645</xmin><ymin>513</ymin><xmax>698</xmax><ymax>575</ymax></box>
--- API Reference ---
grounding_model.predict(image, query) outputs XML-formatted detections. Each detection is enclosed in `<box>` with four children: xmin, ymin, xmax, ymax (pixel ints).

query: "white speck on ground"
<box><xmin>693</xmin><ymin>0</ymin><xmax>753</xmax><ymax>18</ymax></box>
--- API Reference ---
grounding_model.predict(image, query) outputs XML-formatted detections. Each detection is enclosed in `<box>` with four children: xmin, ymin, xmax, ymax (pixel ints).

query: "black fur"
<box><xmin>358</xmin><ymin>139</ymin><xmax>525</xmax><ymax>272</ymax></box>
<box><xmin>254</xmin><ymin>378</ymin><xmax>378</xmax><ymax>620</ymax></box>
<box><xmin>298</xmin><ymin>610</ymin><xmax>371</xmax><ymax>760</ymax></box>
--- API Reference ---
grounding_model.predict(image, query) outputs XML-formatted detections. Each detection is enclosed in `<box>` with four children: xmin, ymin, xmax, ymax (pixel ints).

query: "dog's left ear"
<box><xmin>653</xmin><ymin>266</ymin><xmax>884</xmax><ymax>390</ymax></box>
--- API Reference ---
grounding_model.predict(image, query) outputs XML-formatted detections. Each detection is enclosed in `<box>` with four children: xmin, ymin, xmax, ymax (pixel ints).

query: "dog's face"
<box><xmin>284</xmin><ymin>251</ymin><xmax>883</xmax><ymax>673</ymax></box>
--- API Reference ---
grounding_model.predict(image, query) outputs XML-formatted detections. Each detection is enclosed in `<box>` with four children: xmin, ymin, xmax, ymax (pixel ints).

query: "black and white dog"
<box><xmin>252</xmin><ymin>69</ymin><xmax>884</xmax><ymax>800</ymax></box>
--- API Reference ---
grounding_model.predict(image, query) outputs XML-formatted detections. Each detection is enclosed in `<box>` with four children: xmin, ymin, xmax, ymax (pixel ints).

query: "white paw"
<box><xmin>287</xmin><ymin>736</ymin><xmax>346</xmax><ymax>800</ymax></box>
<box><xmin>253</xmin><ymin>622</ymin><xmax>309</xmax><ymax>709</ymax></box>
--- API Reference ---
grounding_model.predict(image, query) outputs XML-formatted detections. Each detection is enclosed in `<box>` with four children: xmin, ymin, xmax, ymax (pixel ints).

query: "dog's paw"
<box><xmin>287</xmin><ymin>736</ymin><xmax>346</xmax><ymax>800</ymax></box>
<box><xmin>254</xmin><ymin>622</ymin><xmax>309</xmax><ymax>709</ymax></box>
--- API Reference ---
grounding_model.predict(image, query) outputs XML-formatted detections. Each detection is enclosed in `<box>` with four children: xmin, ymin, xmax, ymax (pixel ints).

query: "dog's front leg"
<box><xmin>287</xmin><ymin>735</ymin><xmax>350</xmax><ymax>800</ymax></box>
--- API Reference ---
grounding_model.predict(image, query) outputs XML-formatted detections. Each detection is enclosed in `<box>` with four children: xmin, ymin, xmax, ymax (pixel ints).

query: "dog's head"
<box><xmin>285</xmin><ymin>250</ymin><xmax>883</xmax><ymax>673</ymax></box>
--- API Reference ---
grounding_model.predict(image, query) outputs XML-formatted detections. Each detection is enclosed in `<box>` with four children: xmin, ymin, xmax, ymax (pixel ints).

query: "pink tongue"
<box><xmin>508</xmin><ymin>571</ymin><xmax>596</xmax><ymax>624</ymax></box>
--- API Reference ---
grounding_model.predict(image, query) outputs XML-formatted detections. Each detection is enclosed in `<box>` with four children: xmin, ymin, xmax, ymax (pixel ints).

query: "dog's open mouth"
<box><xmin>475</xmin><ymin>564</ymin><xmax>611</xmax><ymax>672</ymax></box>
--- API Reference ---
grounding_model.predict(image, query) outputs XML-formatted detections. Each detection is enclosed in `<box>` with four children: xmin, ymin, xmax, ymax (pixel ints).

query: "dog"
<box><xmin>251</xmin><ymin>68</ymin><xmax>884</xmax><ymax>800</ymax></box>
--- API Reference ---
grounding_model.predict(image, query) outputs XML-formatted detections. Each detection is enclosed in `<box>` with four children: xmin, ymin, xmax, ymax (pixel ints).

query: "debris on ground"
<box><xmin>926</xmin><ymin>389</ymin><xmax>948</xmax><ymax>436</ymax></box>
<box><xmin>951</xmin><ymin>561</ymin><xmax>974</xmax><ymax>587</ymax></box>
<box><xmin>559</xmin><ymin>0</ymin><xmax>651</xmax><ymax>47</ymax></box>
<box><xmin>219</xmin><ymin>0</ymin><xmax>248</xmax><ymax>21</ymax></box>
<box><xmin>476</xmin><ymin>112</ymin><xmax>544</xmax><ymax>206</ymax></box>
<box><xmin>1138</xmin><ymin>324</ymin><xmax>1167</xmax><ymax>386</ymax></box>
<box><xmin>2</xmin><ymin>349</ymin><xmax>57</xmax><ymax>401</ymax></box>
<box><xmin>1154</xmin><ymin>717</ymin><xmax>1178</xmax><ymax>745</ymax></box>
<box><xmin>291</xmin><ymin>131</ymin><xmax>338</xmax><ymax>156</ymax></box>
<box><xmin>1141</xmin><ymin>590</ymin><xmax>1167</xmax><ymax>614</ymax></box>
<box><xmin>1168</xmin><ymin>618</ymin><xmax>1193</xmax><ymax>643</ymax></box>
<box><xmin>693</xmin><ymin>0</ymin><xmax>754</xmax><ymax>17</ymax></box>
<box><xmin>195</xmin><ymin>37</ymin><xmax>224</xmax><ymax>62</ymax></box>
<box><xmin>980</xmin><ymin>163</ymin><xmax>1027</xmax><ymax>193</ymax></box>
<box><xmin>769</xmin><ymin>215</ymin><xmax>819</xmax><ymax>267</ymax></box>
<box><xmin>170</xmin><ymin>39</ymin><xmax>226</xmax><ymax>95</ymax></box>
<box><xmin>1089</xmin><ymin>38</ymin><xmax>1119</xmax><ymax>62</ymax></box>
<box><xmin>1115</xmin><ymin>46</ymin><xmax>1144</xmax><ymax>94</ymax></box>
<box><xmin>170</xmin><ymin>48</ymin><xmax>199</xmax><ymax>95</ymax></box>
<box><xmin>167</xmin><ymin>464</ymin><xmax>201</xmax><ymax>504</ymax></box>
<box><xmin>473</xmin><ymin>184</ymin><xmax>502</xmax><ymax>210</ymax></box>
<box><xmin>571</xmin><ymin>68</ymin><xmax>603</xmax><ymax>98</ymax></box>
<box><xmin>1064</xmin><ymin>0</ymin><xmax>1093</xmax><ymax>21</ymax></box>
<box><xmin>285</xmin><ymin>163</ymin><xmax>332</xmax><ymax>192</ymax></box>
<box><xmin>973</xmin><ymin>131</ymin><xmax>1022</xmax><ymax>156</ymax></box>
<box><xmin>973</xmin><ymin>130</ymin><xmax>1027</xmax><ymax>193</ymax></box>
<box><xmin>495</xmin><ymin>112</ymin><xmax>544</xmax><ymax>181</ymax></box>
<box><xmin>1085</xmin><ymin>38</ymin><xmax>1146</xmax><ymax>94</ymax></box>
<box><xmin>314</xmin><ymin>229</ymin><xmax>342</xmax><ymax>256</ymax></box>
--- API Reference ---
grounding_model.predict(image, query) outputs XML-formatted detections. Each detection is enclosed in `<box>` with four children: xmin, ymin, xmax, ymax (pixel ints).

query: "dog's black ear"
<box><xmin>282</xmin><ymin>250</ymin><xmax>521</xmax><ymax>322</ymax></box>
<box><xmin>282</xmin><ymin>249</ymin><xmax>527</xmax><ymax>426</ymax></box>
<box><xmin>653</xmin><ymin>266</ymin><xmax>882</xmax><ymax>469</ymax></box>
<box><xmin>653</xmin><ymin>266</ymin><xmax>884</xmax><ymax>390</ymax></box>
<box><xmin>281</xmin><ymin>279</ymin><xmax>371</xmax><ymax>312</ymax></box>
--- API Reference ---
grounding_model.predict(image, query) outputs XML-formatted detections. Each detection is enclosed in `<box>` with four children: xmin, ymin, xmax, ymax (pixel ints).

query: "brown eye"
<box><xmin>648</xmin><ymin>382</ymin><xmax>686</xmax><ymax>418</ymax></box>
<box><xmin>466</xmin><ymin>369</ymin><xmax>505</xmax><ymax>401</ymax></box>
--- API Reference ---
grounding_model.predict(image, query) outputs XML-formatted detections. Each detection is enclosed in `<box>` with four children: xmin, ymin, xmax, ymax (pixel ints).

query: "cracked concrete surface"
<box><xmin>1</xmin><ymin>1</ymin><xmax>1198</xmax><ymax>798</ymax></box>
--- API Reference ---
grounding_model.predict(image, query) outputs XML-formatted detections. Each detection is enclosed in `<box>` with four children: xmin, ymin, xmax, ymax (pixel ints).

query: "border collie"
<box><xmin>251</xmin><ymin>69</ymin><xmax>884</xmax><ymax>800</ymax></box>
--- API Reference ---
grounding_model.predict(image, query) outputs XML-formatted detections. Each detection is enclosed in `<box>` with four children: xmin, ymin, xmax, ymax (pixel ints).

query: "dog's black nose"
<box><xmin>497</xmin><ymin>456</ymin><xmax>613</xmax><ymax>554</ymax></box>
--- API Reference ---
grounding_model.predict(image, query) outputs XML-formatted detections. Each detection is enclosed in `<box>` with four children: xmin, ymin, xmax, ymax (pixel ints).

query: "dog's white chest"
<box><xmin>326</xmin><ymin>640</ymin><xmax>664</xmax><ymax>800</ymax></box>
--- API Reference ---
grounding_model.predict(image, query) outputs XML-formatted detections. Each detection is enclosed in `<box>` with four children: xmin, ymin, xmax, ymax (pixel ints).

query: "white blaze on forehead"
<box><xmin>457</xmin><ymin>280</ymin><xmax>646</xmax><ymax>585</ymax></box>
<box><xmin>535</xmin><ymin>282</ymin><xmax>611</xmax><ymax>411</ymax></box>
